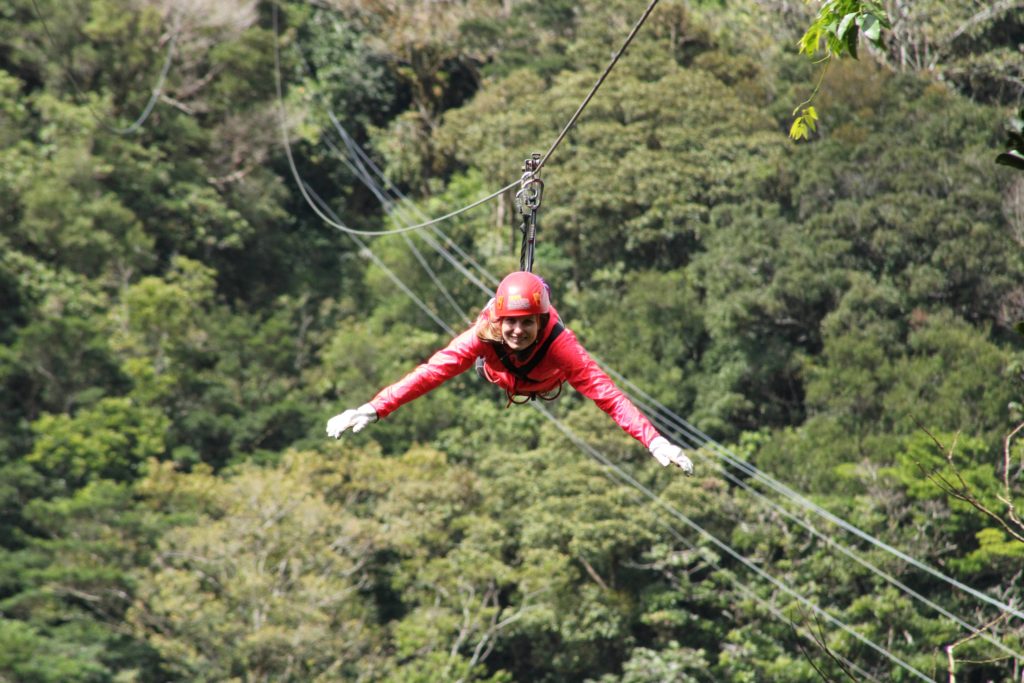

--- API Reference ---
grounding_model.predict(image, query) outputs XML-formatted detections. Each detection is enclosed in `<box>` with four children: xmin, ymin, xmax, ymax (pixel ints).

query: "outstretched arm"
<box><xmin>557</xmin><ymin>333</ymin><xmax>694</xmax><ymax>475</ymax></box>
<box><xmin>326</xmin><ymin>326</ymin><xmax>484</xmax><ymax>438</ymax></box>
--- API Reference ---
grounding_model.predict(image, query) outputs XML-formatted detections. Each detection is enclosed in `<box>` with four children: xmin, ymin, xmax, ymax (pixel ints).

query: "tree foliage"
<box><xmin>0</xmin><ymin>0</ymin><xmax>1022</xmax><ymax>680</ymax></box>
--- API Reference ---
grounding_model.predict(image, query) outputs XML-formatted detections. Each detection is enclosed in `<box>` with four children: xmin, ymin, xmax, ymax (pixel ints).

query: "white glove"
<box><xmin>326</xmin><ymin>403</ymin><xmax>377</xmax><ymax>438</ymax></box>
<box><xmin>649</xmin><ymin>437</ymin><xmax>694</xmax><ymax>476</ymax></box>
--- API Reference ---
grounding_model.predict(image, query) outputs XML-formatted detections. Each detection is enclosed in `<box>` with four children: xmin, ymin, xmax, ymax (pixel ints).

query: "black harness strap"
<box><xmin>491</xmin><ymin>321</ymin><xmax>565</xmax><ymax>384</ymax></box>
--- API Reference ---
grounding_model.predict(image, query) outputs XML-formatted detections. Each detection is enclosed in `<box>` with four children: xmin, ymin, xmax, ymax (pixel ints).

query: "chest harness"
<box><xmin>479</xmin><ymin>321</ymin><xmax>566</xmax><ymax>406</ymax></box>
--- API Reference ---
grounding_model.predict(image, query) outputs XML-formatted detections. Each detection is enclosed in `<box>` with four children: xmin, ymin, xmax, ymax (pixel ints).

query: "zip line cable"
<box><xmin>401</xmin><ymin>229</ymin><xmax>473</xmax><ymax>325</ymax></box>
<box><xmin>28</xmin><ymin>0</ymin><xmax>177</xmax><ymax>135</ymax></box>
<box><xmin>540</xmin><ymin>419</ymin><xmax>885</xmax><ymax>682</ymax></box>
<box><xmin>644</xmin><ymin>528</ymin><xmax>883</xmax><ymax>683</ymax></box>
<box><xmin>325</xmin><ymin>115</ymin><xmax>499</xmax><ymax>290</ymax></box>
<box><xmin>290</xmin><ymin>22</ymin><xmax>497</xmax><ymax>301</ymax></box>
<box><xmin>534</xmin><ymin>0</ymin><xmax>661</xmax><ymax>174</ymax></box>
<box><xmin>321</xmin><ymin>134</ymin><xmax>474</xmax><ymax>323</ymax></box>
<box><xmin>299</xmin><ymin>30</ymin><xmax>501</xmax><ymax>281</ymax></box>
<box><xmin>303</xmin><ymin>182</ymin><xmax>453</xmax><ymax>334</ymax></box>
<box><xmin>325</xmin><ymin>111</ymin><xmax>501</xmax><ymax>288</ymax></box>
<box><xmin>326</xmin><ymin>129</ymin><xmax>471</xmax><ymax>322</ymax></box>
<box><xmin>319</xmin><ymin>117</ymin><xmax>498</xmax><ymax>310</ymax></box>
<box><xmin>320</xmin><ymin>99</ymin><xmax>1024</xmax><ymax>653</ymax></box>
<box><xmin>537</xmin><ymin>403</ymin><xmax>934</xmax><ymax>682</ymax></box>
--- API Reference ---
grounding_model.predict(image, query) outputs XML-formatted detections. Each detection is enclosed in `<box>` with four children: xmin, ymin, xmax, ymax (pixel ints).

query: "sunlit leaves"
<box><xmin>797</xmin><ymin>0</ymin><xmax>889</xmax><ymax>60</ymax></box>
<box><xmin>26</xmin><ymin>398</ymin><xmax>168</xmax><ymax>487</ymax></box>
<box><xmin>130</xmin><ymin>451</ymin><xmax>384</xmax><ymax>681</ymax></box>
<box><xmin>788</xmin><ymin>105</ymin><xmax>817</xmax><ymax>141</ymax></box>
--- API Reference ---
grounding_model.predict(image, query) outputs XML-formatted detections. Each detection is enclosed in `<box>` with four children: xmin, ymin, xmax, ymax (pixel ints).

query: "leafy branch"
<box><xmin>914</xmin><ymin>421</ymin><xmax>1024</xmax><ymax>545</ymax></box>
<box><xmin>790</xmin><ymin>0</ymin><xmax>891</xmax><ymax>140</ymax></box>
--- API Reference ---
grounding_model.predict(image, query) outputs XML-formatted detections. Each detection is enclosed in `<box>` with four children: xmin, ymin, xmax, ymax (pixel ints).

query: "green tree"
<box><xmin>130</xmin><ymin>451</ymin><xmax>385</xmax><ymax>681</ymax></box>
<box><xmin>26</xmin><ymin>398</ymin><xmax>168</xmax><ymax>489</ymax></box>
<box><xmin>1</xmin><ymin>480</ymin><xmax>168</xmax><ymax>682</ymax></box>
<box><xmin>0</xmin><ymin>618</ymin><xmax>108</xmax><ymax>683</ymax></box>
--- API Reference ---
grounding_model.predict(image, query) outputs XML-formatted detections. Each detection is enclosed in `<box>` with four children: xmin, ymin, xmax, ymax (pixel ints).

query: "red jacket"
<box><xmin>369</xmin><ymin>305</ymin><xmax>661</xmax><ymax>448</ymax></box>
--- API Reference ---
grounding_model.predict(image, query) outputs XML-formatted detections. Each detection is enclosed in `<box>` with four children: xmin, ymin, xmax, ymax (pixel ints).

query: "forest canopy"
<box><xmin>1</xmin><ymin>0</ymin><xmax>1023</xmax><ymax>680</ymax></box>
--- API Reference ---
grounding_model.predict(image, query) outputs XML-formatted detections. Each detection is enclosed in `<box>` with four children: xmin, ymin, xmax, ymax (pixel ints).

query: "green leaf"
<box><xmin>805</xmin><ymin>109</ymin><xmax>818</xmax><ymax>133</ymax></box>
<box><xmin>789</xmin><ymin>119</ymin><xmax>804</xmax><ymax>140</ymax></box>
<box><xmin>798</xmin><ymin>25</ymin><xmax>821</xmax><ymax>56</ymax></box>
<box><xmin>844</xmin><ymin>24</ymin><xmax>859</xmax><ymax>59</ymax></box>
<box><xmin>997</xmin><ymin>150</ymin><xmax>1024</xmax><ymax>170</ymax></box>
<box><xmin>837</xmin><ymin>12</ymin><xmax>857</xmax><ymax>39</ymax></box>
<box><xmin>861</xmin><ymin>14</ymin><xmax>881</xmax><ymax>42</ymax></box>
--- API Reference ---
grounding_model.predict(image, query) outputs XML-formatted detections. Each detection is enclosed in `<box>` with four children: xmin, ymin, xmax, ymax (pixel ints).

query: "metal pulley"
<box><xmin>514</xmin><ymin>153</ymin><xmax>544</xmax><ymax>272</ymax></box>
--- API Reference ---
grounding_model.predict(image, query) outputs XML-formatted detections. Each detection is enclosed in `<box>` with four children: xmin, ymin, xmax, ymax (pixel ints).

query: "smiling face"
<box><xmin>500</xmin><ymin>315</ymin><xmax>540</xmax><ymax>350</ymax></box>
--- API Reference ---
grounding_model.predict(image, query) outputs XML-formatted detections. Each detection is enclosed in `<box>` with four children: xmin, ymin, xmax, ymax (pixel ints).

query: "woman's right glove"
<box><xmin>326</xmin><ymin>403</ymin><xmax>377</xmax><ymax>438</ymax></box>
<box><xmin>648</xmin><ymin>437</ymin><xmax>694</xmax><ymax>476</ymax></box>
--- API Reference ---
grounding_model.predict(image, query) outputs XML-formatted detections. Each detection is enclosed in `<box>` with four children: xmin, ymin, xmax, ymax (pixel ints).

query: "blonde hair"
<box><xmin>476</xmin><ymin>317</ymin><xmax>504</xmax><ymax>343</ymax></box>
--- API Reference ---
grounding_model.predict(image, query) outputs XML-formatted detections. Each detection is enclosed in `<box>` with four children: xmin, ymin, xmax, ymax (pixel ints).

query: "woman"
<box><xmin>326</xmin><ymin>271</ymin><xmax>694</xmax><ymax>474</ymax></box>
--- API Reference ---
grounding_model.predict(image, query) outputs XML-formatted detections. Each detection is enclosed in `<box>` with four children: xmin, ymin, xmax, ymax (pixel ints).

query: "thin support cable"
<box><xmin>303</xmin><ymin>182</ymin><xmax>454</xmax><ymax>335</ymax></box>
<box><xmin>293</xmin><ymin>36</ymin><xmax>501</xmax><ymax>284</ymax></box>
<box><xmin>321</xmin><ymin>133</ymin><xmax>471</xmax><ymax>323</ymax></box>
<box><xmin>28</xmin><ymin>0</ymin><xmax>177</xmax><ymax>135</ymax></box>
<box><xmin>326</xmin><ymin>112</ymin><xmax>501</xmax><ymax>287</ymax></box>
<box><xmin>401</xmin><ymin>230</ymin><xmax>472</xmax><ymax>326</ymax></box>
<box><xmin>272</xmin><ymin>6</ymin><xmax>514</xmax><ymax>236</ymax></box>
<box><xmin>535</xmin><ymin>403</ymin><xmax>935</xmax><ymax>683</ymax></box>
<box><xmin>597</xmin><ymin>360</ymin><xmax>1024</xmax><ymax>624</ymax></box>
<box><xmin>120</xmin><ymin>26</ymin><xmax>177</xmax><ymax>135</ymax></box>
<box><xmin>321</xmin><ymin>132</ymin><xmax>496</xmax><ymax>294</ymax></box>
<box><xmin>581</xmin><ymin>433</ymin><xmax>884</xmax><ymax>682</ymax></box>
<box><xmin>614</xmin><ymin>383</ymin><xmax>1024</xmax><ymax>661</ymax></box>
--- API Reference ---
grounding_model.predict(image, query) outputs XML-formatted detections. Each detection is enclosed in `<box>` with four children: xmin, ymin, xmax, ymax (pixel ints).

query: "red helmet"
<box><xmin>492</xmin><ymin>271</ymin><xmax>550</xmax><ymax>318</ymax></box>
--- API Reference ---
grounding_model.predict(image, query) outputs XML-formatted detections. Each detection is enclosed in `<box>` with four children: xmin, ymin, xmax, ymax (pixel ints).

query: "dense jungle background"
<box><xmin>2</xmin><ymin>0</ymin><xmax>1024</xmax><ymax>680</ymax></box>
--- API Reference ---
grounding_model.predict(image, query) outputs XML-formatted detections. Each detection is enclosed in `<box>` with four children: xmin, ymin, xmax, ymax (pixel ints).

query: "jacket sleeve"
<box><xmin>554</xmin><ymin>332</ymin><xmax>662</xmax><ymax>448</ymax></box>
<box><xmin>369</xmin><ymin>327</ymin><xmax>485</xmax><ymax>419</ymax></box>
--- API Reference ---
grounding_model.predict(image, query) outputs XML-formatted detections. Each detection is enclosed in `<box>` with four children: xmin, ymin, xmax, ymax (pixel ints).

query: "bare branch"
<box><xmin>914</xmin><ymin>421</ymin><xmax>1024</xmax><ymax>544</ymax></box>
<box><xmin>946</xmin><ymin>0</ymin><xmax>1024</xmax><ymax>45</ymax></box>
<box><xmin>945</xmin><ymin>610</ymin><xmax>1012</xmax><ymax>681</ymax></box>
<box><xmin>789</xmin><ymin>607</ymin><xmax>863</xmax><ymax>682</ymax></box>
<box><xmin>577</xmin><ymin>555</ymin><xmax>610</xmax><ymax>591</ymax></box>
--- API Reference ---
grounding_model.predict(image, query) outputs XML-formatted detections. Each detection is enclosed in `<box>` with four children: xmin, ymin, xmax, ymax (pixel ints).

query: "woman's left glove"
<box><xmin>648</xmin><ymin>437</ymin><xmax>694</xmax><ymax>476</ymax></box>
<box><xmin>326</xmin><ymin>403</ymin><xmax>378</xmax><ymax>438</ymax></box>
